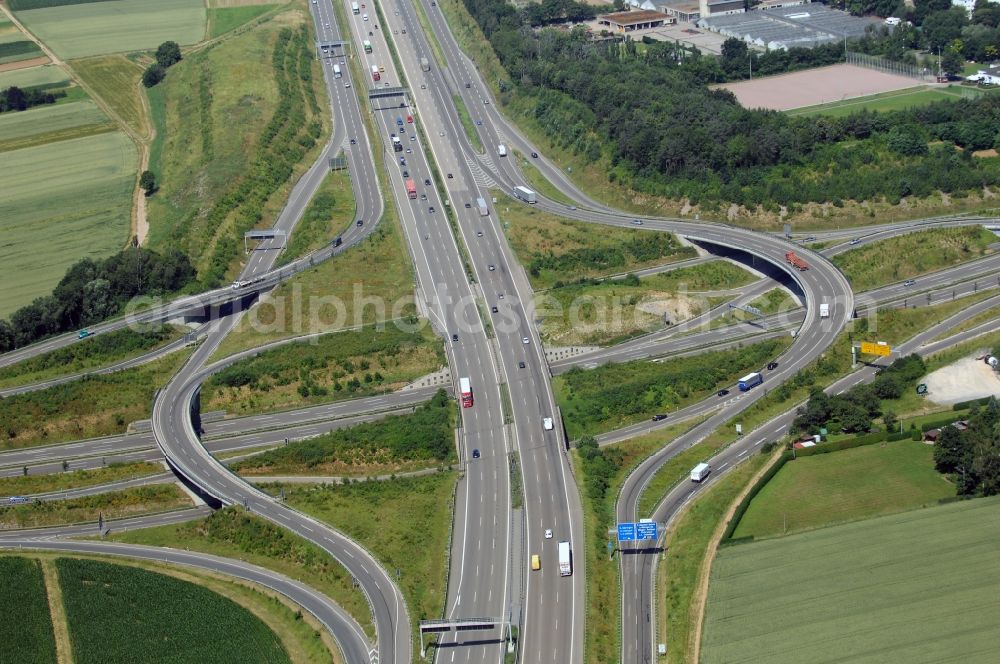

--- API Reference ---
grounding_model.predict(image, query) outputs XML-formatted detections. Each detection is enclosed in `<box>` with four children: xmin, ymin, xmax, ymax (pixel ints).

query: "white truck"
<box><xmin>351</xmin><ymin>1</ymin><xmax>359</xmax><ymax>14</ymax></box>
<box><xmin>477</xmin><ymin>197</ymin><xmax>489</xmax><ymax>217</ymax></box>
<box><xmin>513</xmin><ymin>186</ymin><xmax>537</xmax><ymax>204</ymax></box>
<box><xmin>333</xmin><ymin>64</ymin><xmax>342</xmax><ymax>78</ymax></box>
<box><xmin>690</xmin><ymin>463</ymin><xmax>711</xmax><ymax>482</ymax></box>
<box><xmin>420</xmin><ymin>57</ymin><xmax>430</xmax><ymax>72</ymax></box>
<box><xmin>819</xmin><ymin>302</ymin><xmax>830</xmax><ymax>318</ymax></box>
<box><xmin>497</xmin><ymin>144</ymin><xmax>507</xmax><ymax>157</ymax></box>
<box><xmin>558</xmin><ymin>541</ymin><xmax>572</xmax><ymax>576</ymax></box>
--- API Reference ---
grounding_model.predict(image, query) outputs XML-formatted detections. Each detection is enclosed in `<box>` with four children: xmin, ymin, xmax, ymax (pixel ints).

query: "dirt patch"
<box><xmin>924</xmin><ymin>356</ymin><xmax>1000</xmax><ymax>406</ymax></box>
<box><xmin>717</xmin><ymin>64</ymin><xmax>922</xmax><ymax>112</ymax></box>
<box><xmin>0</xmin><ymin>55</ymin><xmax>50</xmax><ymax>72</ymax></box>
<box><xmin>636</xmin><ymin>292</ymin><xmax>700</xmax><ymax>322</ymax></box>
<box><xmin>973</xmin><ymin>149</ymin><xmax>999</xmax><ymax>159</ymax></box>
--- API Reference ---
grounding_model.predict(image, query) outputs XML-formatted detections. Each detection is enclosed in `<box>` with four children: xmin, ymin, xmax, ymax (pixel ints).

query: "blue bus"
<box><xmin>738</xmin><ymin>372</ymin><xmax>763</xmax><ymax>392</ymax></box>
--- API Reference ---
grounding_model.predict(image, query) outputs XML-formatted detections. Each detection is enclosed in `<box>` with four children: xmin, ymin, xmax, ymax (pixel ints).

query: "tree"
<box><xmin>139</xmin><ymin>170</ymin><xmax>157</xmax><ymax>196</ymax></box>
<box><xmin>882</xmin><ymin>409</ymin><xmax>898</xmax><ymax>432</ymax></box>
<box><xmin>155</xmin><ymin>41</ymin><xmax>182</xmax><ymax>68</ymax></box>
<box><xmin>0</xmin><ymin>320</ymin><xmax>13</xmax><ymax>353</ymax></box>
<box><xmin>839</xmin><ymin>403</ymin><xmax>873</xmax><ymax>433</ymax></box>
<box><xmin>3</xmin><ymin>85</ymin><xmax>27</xmax><ymax>112</ymax></box>
<box><xmin>922</xmin><ymin>7</ymin><xmax>969</xmax><ymax>51</ymax></box>
<box><xmin>940</xmin><ymin>49</ymin><xmax>963</xmax><ymax>77</ymax></box>
<box><xmin>142</xmin><ymin>64</ymin><xmax>166</xmax><ymax>88</ymax></box>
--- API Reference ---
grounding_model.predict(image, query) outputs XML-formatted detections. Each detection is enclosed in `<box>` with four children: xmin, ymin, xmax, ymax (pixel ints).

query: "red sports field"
<box><xmin>718</xmin><ymin>64</ymin><xmax>923</xmax><ymax>111</ymax></box>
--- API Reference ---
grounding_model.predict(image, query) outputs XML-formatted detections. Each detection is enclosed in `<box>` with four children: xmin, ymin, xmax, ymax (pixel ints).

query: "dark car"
<box><xmin>350</xmin><ymin>138</ymin><xmax>356</xmax><ymax>145</ymax></box>
<box><xmin>903</xmin><ymin>279</ymin><xmax>915</xmax><ymax>286</ymax></box>
<box><xmin>518</xmin><ymin>361</ymin><xmax>525</xmax><ymax>369</ymax></box>
<box><xmin>767</xmin><ymin>361</ymin><xmax>779</xmax><ymax>371</ymax></box>
<box><xmin>472</xmin><ymin>448</ymin><xmax>480</xmax><ymax>459</ymax></box>
<box><xmin>488</xmin><ymin>264</ymin><xmax>495</xmax><ymax>271</ymax></box>
<box><xmin>465</xmin><ymin>202</ymin><xmax>471</xmax><ymax>209</ymax></box>
<box><xmin>717</xmin><ymin>389</ymin><xmax>729</xmax><ymax>397</ymax></box>
<box><xmin>332</xmin><ymin>236</ymin><xmax>342</xmax><ymax>247</ymax></box>
<box><xmin>531</xmin><ymin>151</ymin><xmax>538</xmax><ymax>158</ymax></box>
<box><xmin>447</xmin><ymin>173</ymin><xmax>453</xmax><ymax>178</ymax></box>
<box><xmin>428</xmin><ymin>206</ymin><xmax>435</xmax><ymax>213</ymax></box>
<box><xmin>652</xmin><ymin>414</ymin><xmax>667</xmax><ymax>422</ymax></box>
<box><xmin>356</xmin><ymin>219</ymin><xmax>363</xmax><ymax>227</ymax></box>
<box><xmin>402</xmin><ymin>170</ymin><xmax>409</xmax><ymax>177</ymax></box>
<box><xmin>424</xmin><ymin>178</ymin><xmax>431</xmax><ymax>186</ymax></box>
<box><xmin>491</xmin><ymin>306</ymin><xmax>498</xmax><ymax>313</ymax></box>
<box><xmin>465</xmin><ymin>82</ymin><xmax>471</xmax><ymax>88</ymax></box>
<box><xmin>451</xmin><ymin>333</ymin><xmax>458</xmax><ymax>341</ymax></box>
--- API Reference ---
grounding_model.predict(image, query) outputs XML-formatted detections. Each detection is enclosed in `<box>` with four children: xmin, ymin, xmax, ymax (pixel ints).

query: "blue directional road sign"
<box><xmin>636</xmin><ymin>521</ymin><xmax>658</xmax><ymax>541</ymax></box>
<box><xmin>617</xmin><ymin>522</ymin><xmax>636</xmax><ymax>542</ymax></box>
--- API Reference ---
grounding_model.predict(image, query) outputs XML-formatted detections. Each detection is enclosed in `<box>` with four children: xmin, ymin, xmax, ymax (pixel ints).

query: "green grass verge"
<box><xmin>0</xmin><ymin>325</ymin><xmax>186</xmax><ymax>389</ymax></box>
<box><xmin>733</xmin><ymin>440</ymin><xmax>954</xmax><ymax>539</ymax></box>
<box><xmin>451</xmin><ymin>93</ymin><xmax>483</xmax><ymax>153</ymax></box>
<box><xmin>276</xmin><ymin>169</ymin><xmax>356</xmax><ymax>265</ymax></box>
<box><xmin>111</xmin><ymin>506</ymin><xmax>375</xmax><ymax>639</ymax></box>
<box><xmin>833</xmin><ymin>226</ymin><xmax>997</xmax><ymax>291</ymax></box>
<box><xmin>536</xmin><ymin>261</ymin><xmax>750</xmax><ymax>345</ymax></box>
<box><xmin>495</xmin><ymin>194</ymin><xmax>697</xmax><ymax>289</ymax></box>
<box><xmin>658</xmin><ymin>450</ymin><xmax>771</xmax><ymax>664</ymax></box>
<box><xmin>0</xmin><ymin>483</ymin><xmax>190</xmax><ymax>528</ymax></box>
<box><xmin>787</xmin><ymin>85</ymin><xmax>986</xmax><ymax>118</ymax></box>
<box><xmin>57</xmin><ymin>557</ymin><xmax>289</xmax><ymax>664</ymax></box>
<box><xmin>275</xmin><ymin>471</ymin><xmax>458</xmax><ymax>663</ymax></box>
<box><xmin>202</xmin><ymin>325</ymin><xmax>443</xmax><ymax>416</ymax></box>
<box><xmin>208</xmin><ymin>5</ymin><xmax>278</xmax><ymax>39</ymax></box>
<box><xmin>0</xmin><ymin>347</ymin><xmax>191</xmax><ymax>451</ymax></box>
<box><xmin>0</xmin><ymin>557</ymin><xmax>56</xmax><ymax>664</ymax></box>
<box><xmin>13</xmin><ymin>0</ymin><xmax>205</xmax><ymax>60</ymax></box>
<box><xmin>0</xmin><ymin>131</ymin><xmax>137</xmax><ymax>317</ymax></box>
<box><xmin>0</xmin><ymin>99</ymin><xmax>114</xmax><ymax>152</ymax></box>
<box><xmin>1</xmin><ymin>461</ymin><xmax>163</xmax><ymax>495</ymax></box>
<box><xmin>555</xmin><ymin>337</ymin><xmax>790</xmax><ymax>439</ymax></box>
<box><xmin>702</xmin><ymin>496</ymin><xmax>1000</xmax><ymax>664</ymax></box>
<box><xmin>514</xmin><ymin>152</ymin><xmax>576</xmax><ymax>207</ymax></box>
<box><xmin>930</xmin><ymin>303</ymin><xmax>1000</xmax><ymax>342</ymax></box>
<box><xmin>69</xmin><ymin>54</ymin><xmax>149</xmax><ymax>139</ymax></box>
<box><xmin>234</xmin><ymin>390</ymin><xmax>456</xmax><ymax>476</ymax></box>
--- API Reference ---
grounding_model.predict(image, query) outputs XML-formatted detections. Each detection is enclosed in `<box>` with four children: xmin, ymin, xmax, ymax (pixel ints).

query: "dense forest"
<box><xmin>0</xmin><ymin>247</ymin><xmax>196</xmax><ymax>352</ymax></box>
<box><xmin>465</xmin><ymin>0</ymin><xmax>1000</xmax><ymax>212</ymax></box>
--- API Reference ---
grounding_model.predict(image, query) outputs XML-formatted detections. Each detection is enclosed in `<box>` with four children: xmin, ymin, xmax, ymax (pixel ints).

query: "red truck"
<box><xmin>785</xmin><ymin>251</ymin><xmax>809</xmax><ymax>271</ymax></box>
<box><xmin>405</xmin><ymin>179</ymin><xmax>417</xmax><ymax>199</ymax></box>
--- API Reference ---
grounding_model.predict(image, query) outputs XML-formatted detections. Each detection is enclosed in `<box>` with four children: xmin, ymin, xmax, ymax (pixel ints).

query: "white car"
<box><xmin>362</xmin><ymin>13</ymin><xmax>368</xmax><ymax>20</ymax></box>
<box><xmin>544</xmin><ymin>529</ymin><xmax>553</xmax><ymax>539</ymax></box>
<box><xmin>543</xmin><ymin>417</ymin><xmax>553</xmax><ymax>431</ymax></box>
<box><xmin>522</xmin><ymin>336</ymin><xmax>530</xmax><ymax>345</ymax></box>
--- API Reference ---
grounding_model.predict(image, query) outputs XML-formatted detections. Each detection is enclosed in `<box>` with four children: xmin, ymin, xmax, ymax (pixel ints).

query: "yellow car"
<box><xmin>531</xmin><ymin>554</ymin><xmax>541</xmax><ymax>571</ymax></box>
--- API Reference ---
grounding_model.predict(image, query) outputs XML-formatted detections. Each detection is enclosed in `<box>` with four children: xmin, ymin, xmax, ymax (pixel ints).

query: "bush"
<box><xmin>142</xmin><ymin>64</ymin><xmax>166</xmax><ymax>88</ymax></box>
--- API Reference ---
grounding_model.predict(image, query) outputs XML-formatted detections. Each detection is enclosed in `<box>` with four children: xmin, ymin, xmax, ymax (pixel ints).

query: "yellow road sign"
<box><xmin>860</xmin><ymin>341</ymin><xmax>891</xmax><ymax>357</ymax></box>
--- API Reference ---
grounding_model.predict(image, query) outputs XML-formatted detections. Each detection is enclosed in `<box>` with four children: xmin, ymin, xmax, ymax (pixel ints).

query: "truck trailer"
<box><xmin>420</xmin><ymin>57</ymin><xmax>430</xmax><ymax>72</ymax></box>
<box><xmin>738</xmin><ymin>372</ymin><xmax>763</xmax><ymax>391</ymax></box>
<box><xmin>477</xmin><ymin>197</ymin><xmax>488</xmax><ymax>216</ymax></box>
<box><xmin>460</xmin><ymin>377</ymin><xmax>473</xmax><ymax>408</ymax></box>
<box><xmin>819</xmin><ymin>303</ymin><xmax>830</xmax><ymax>318</ymax></box>
<box><xmin>690</xmin><ymin>463</ymin><xmax>711</xmax><ymax>482</ymax></box>
<box><xmin>558</xmin><ymin>541</ymin><xmax>572</xmax><ymax>576</ymax></box>
<box><xmin>785</xmin><ymin>251</ymin><xmax>809</xmax><ymax>271</ymax></box>
<box><xmin>513</xmin><ymin>186</ymin><xmax>536</xmax><ymax>204</ymax></box>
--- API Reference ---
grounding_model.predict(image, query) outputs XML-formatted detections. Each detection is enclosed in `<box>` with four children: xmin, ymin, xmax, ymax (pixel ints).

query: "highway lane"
<box><xmin>616</xmin><ymin>291</ymin><xmax>1000</xmax><ymax>664</ymax></box>
<box><xmin>341</xmin><ymin>4</ymin><xmax>525</xmax><ymax>663</ymax></box>
<box><xmin>0</xmin><ymin>538</ymin><xmax>372</xmax><ymax>664</ymax></box>
<box><xmin>375</xmin><ymin>3</ymin><xmax>586</xmax><ymax>663</ymax></box>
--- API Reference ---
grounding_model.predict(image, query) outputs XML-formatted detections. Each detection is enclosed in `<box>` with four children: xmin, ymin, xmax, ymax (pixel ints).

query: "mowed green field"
<box><xmin>732</xmin><ymin>440</ymin><xmax>955</xmax><ymax>539</ymax></box>
<box><xmin>787</xmin><ymin>85</ymin><xmax>984</xmax><ymax>118</ymax></box>
<box><xmin>57</xmin><ymin>557</ymin><xmax>290</xmax><ymax>664</ymax></box>
<box><xmin>0</xmin><ymin>131</ymin><xmax>136</xmax><ymax>316</ymax></box>
<box><xmin>14</xmin><ymin>0</ymin><xmax>206</xmax><ymax>60</ymax></box>
<box><xmin>702</xmin><ymin>497</ymin><xmax>1000</xmax><ymax>664</ymax></box>
<box><xmin>0</xmin><ymin>99</ymin><xmax>114</xmax><ymax>151</ymax></box>
<box><xmin>0</xmin><ymin>63</ymin><xmax>68</xmax><ymax>89</ymax></box>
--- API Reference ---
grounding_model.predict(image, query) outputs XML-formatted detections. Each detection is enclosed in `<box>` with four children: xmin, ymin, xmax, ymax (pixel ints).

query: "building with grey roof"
<box><xmin>697</xmin><ymin>2</ymin><xmax>882</xmax><ymax>50</ymax></box>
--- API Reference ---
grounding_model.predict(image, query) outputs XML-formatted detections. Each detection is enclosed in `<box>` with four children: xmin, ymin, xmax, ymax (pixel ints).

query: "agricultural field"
<box><xmin>496</xmin><ymin>195</ymin><xmax>698</xmax><ymax>289</ymax></box>
<box><xmin>555</xmin><ymin>337</ymin><xmax>789</xmax><ymax>438</ymax></box>
<box><xmin>732</xmin><ymin>440</ymin><xmax>954</xmax><ymax>539</ymax></box>
<box><xmin>0</xmin><ymin>348</ymin><xmax>191</xmax><ymax>450</ymax></box>
<box><xmin>0</xmin><ymin>483</ymin><xmax>190</xmax><ymax>528</ymax></box>
<box><xmin>56</xmin><ymin>557</ymin><xmax>289</xmax><ymax>664</ymax></box>
<box><xmin>787</xmin><ymin>85</ymin><xmax>988</xmax><ymax>118</ymax></box>
<box><xmin>0</xmin><ymin>326</ymin><xmax>186</xmax><ymax>389</ymax></box>
<box><xmin>278</xmin><ymin>471</ymin><xmax>457</xmax><ymax>663</ymax></box>
<box><xmin>12</xmin><ymin>0</ymin><xmax>206</xmax><ymax>60</ymax></box>
<box><xmin>0</xmin><ymin>62</ymin><xmax>66</xmax><ymax>88</ymax></box>
<box><xmin>202</xmin><ymin>325</ymin><xmax>443</xmax><ymax>415</ymax></box>
<box><xmin>70</xmin><ymin>55</ymin><xmax>149</xmax><ymax>139</ymax></box>
<box><xmin>833</xmin><ymin>226</ymin><xmax>997</xmax><ymax>291</ymax></box>
<box><xmin>0</xmin><ymin>17</ymin><xmax>44</xmax><ymax>66</ymax></box>
<box><xmin>208</xmin><ymin>4</ymin><xmax>280</xmax><ymax>39</ymax></box>
<box><xmin>536</xmin><ymin>261</ymin><xmax>756</xmax><ymax>346</ymax></box>
<box><xmin>702</xmin><ymin>496</ymin><xmax>1000</xmax><ymax>664</ymax></box>
<box><xmin>234</xmin><ymin>390</ymin><xmax>455</xmax><ymax>476</ymax></box>
<box><xmin>0</xmin><ymin>99</ymin><xmax>114</xmax><ymax>151</ymax></box>
<box><xmin>0</xmin><ymin>557</ymin><xmax>57</xmax><ymax>664</ymax></box>
<box><xmin>0</xmin><ymin>131</ymin><xmax>136</xmax><ymax>317</ymax></box>
<box><xmin>112</xmin><ymin>507</ymin><xmax>375</xmax><ymax>639</ymax></box>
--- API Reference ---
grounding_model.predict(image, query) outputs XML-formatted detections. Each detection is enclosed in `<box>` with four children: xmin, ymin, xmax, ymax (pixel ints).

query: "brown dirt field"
<box><xmin>717</xmin><ymin>64</ymin><xmax>922</xmax><ymax>111</ymax></box>
<box><xmin>0</xmin><ymin>55</ymin><xmax>49</xmax><ymax>72</ymax></box>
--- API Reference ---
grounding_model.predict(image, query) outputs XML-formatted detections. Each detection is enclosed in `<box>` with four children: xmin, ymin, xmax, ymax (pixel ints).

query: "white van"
<box><xmin>690</xmin><ymin>463</ymin><xmax>711</xmax><ymax>482</ymax></box>
<box><xmin>543</xmin><ymin>417</ymin><xmax>553</xmax><ymax>431</ymax></box>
